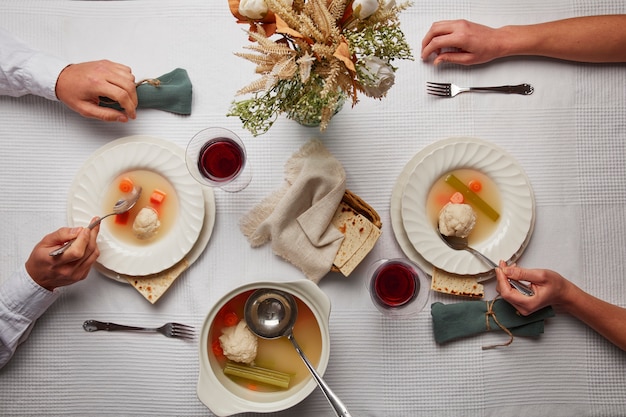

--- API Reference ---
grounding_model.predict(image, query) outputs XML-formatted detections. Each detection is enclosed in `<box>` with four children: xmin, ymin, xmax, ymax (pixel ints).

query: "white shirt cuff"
<box><xmin>2</xmin><ymin>265</ymin><xmax>60</xmax><ymax>320</ymax></box>
<box><xmin>21</xmin><ymin>52</ymin><xmax>68</xmax><ymax>101</ymax></box>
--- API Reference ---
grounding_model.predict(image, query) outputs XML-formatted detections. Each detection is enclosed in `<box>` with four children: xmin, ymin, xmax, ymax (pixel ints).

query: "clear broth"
<box><xmin>102</xmin><ymin>170</ymin><xmax>179</xmax><ymax>245</ymax></box>
<box><xmin>426</xmin><ymin>168</ymin><xmax>502</xmax><ymax>244</ymax></box>
<box><xmin>209</xmin><ymin>290</ymin><xmax>323</xmax><ymax>392</ymax></box>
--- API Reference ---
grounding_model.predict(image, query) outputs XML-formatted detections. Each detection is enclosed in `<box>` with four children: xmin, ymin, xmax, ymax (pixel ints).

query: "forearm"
<box><xmin>497</xmin><ymin>15</ymin><xmax>626</xmax><ymax>63</ymax></box>
<box><xmin>561</xmin><ymin>284</ymin><xmax>626</xmax><ymax>351</ymax></box>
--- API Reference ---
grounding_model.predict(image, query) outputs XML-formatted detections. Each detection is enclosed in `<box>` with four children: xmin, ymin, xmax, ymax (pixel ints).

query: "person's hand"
<box><xmin>495</xmin><ymin>261</ymin><xmax>573</xmax><ymax>315</ymax></box>
<box><xmin>24</xmin><ymin>218</ymin><xmax>100</xmax><ymax>291</ymax></box>
<box><xmin>421</xmin><ymin>19</ymin><xmax>503</xmax><ymax>65</ymax></box>
<box><xmin>55</xmin><ymin>60</ymin><xmax>138</xmax><ymax>122</ymax></box>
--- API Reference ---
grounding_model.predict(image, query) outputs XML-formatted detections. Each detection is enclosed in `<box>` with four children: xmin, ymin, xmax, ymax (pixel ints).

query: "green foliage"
<box><xmin>228</xmin><ymin>75</ymin><xmax>346</xmax><ymax>136</ymax></box>
<box><xmin>345</xmin><ymin>24</ymin><xmax>414</xmax><ymax>63</ymax></box>
<box><xmin>228</xmin><ymin>79</ymin><xmax>303</xmax><ymax>136</ymax></box>
<box><xmin>227</xmin><ymin>97</ymin><xmax>279</xmax><ymax>137</ymax></box>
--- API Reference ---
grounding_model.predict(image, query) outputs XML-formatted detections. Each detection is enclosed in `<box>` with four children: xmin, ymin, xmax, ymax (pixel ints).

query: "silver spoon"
<box><xmin>438</xmin><ymin>229</ymin><xmax>534</xmax><ymax>297</ymax></box>
<box><xmin>244</xmin><ymin>289</ymin><xmax>352</xmax><ymax>417</ymax></box>
<box><xmin>49</xmin><ymin>186</ymin><xmax>142</xmax><ymax>256</ymax></box>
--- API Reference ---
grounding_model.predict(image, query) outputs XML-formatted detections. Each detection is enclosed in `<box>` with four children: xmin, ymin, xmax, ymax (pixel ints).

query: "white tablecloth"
<box><xmin>1</xmin><ymin>1</ymin><xmax>625</xmax><ymax>416</ymax></box>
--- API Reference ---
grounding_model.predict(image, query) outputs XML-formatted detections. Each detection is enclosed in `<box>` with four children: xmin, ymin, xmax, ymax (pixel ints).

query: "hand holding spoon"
<box><xmin>438</xmin><ymin>229</ymin><xmax>534</xmax><ymax>296</ymax></box>
<box><xmin>49</xmin><ymin>186</ymin><xmax>142</xmax><ymax>256</ymax></box>
<box><xmin>244</xmin><ymin>289</ymin><xmax>352</xmax><ymax>417</ymax></box>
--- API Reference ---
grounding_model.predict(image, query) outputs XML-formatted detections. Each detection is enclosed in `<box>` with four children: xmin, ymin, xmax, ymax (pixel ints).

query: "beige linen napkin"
<box><xmin>240</xmin><ymin>139</ymin><xmax>346</xmax><ymax>283</ymax></box>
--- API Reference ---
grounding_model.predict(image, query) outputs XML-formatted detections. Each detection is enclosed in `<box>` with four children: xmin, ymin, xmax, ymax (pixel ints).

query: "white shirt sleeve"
<box><xmin>0</xmin><ymin>264</ymin><xmax>59</xmax><ymax>369</ymax></box>
<box><xmin>0</xmin><ymin>27</ymin><xmax>69</xmax><ymax>101</ymax></box>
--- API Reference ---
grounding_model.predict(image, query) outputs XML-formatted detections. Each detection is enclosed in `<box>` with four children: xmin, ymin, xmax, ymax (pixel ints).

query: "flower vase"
<box><xmin>288</xmin><ymin>93</ymin><xmax>347</xmax><ymax>127</ymax></box>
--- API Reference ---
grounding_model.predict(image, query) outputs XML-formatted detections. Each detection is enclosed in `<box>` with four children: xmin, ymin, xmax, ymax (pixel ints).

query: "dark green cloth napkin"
<box><xmin>99</xmin><ymin>68</ymin><xmax>192</xmax><ymax>115</ymax></box>
<box><xmin>431</xmin><ymin>298</ymin><xmax>555</xmax><ymax>345</ymax></box>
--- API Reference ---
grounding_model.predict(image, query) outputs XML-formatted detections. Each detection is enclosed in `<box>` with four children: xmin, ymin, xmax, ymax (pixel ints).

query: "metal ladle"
<box><xmin>438</xmin><ymin>228</ymin><xmax>534</xmax><ymax>297</ymax></box>
<box><xmin>244</xmin><ymin>289</ymin><xmax>351</xmax><ymax>417</ymax></box>
<box><xmin>49</xmin><ymin>186</ymin><xmax>142</xmax><ymax>256</ymax></box>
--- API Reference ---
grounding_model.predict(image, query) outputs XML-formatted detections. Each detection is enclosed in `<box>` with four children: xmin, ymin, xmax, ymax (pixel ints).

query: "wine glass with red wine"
<box><xmin>367</xmin><ymin>258</ymin><xmax>429</xmax><ymax>319</ymax></box>
<box><xmin>186</xmin><ymin>127</ymin><xmax>252</xmax><ymax>192</ymax></box>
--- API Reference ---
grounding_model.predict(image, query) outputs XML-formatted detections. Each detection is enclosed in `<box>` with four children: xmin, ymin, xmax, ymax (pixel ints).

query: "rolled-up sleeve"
<box><xmin>0</xmin><ymin>264</ymin><xmax>59</xmax><ymax>368</ymax></box>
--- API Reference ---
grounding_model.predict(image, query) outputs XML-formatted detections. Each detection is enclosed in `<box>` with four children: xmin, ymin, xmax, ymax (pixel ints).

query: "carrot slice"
<box><xmin>212</xmin><ymin>339</ymin><xmax>224</xmax><ymax>357</ymax></box>
<box><xmin>223</xmin><ymin>311</ymin><xmax>239</xmax><ymax>327</ymax></box>
<box><xmin>118</xmin><ymin>177</ymin><xmax>134</xmax><ymax>193</ymax></box>
<box><xmin>115</xmin><ymin>211</ymin><xmax>130</xmax><ymax>225</ymax></box>
<box><xmin>449</xmin><ymin>191</ymin><xmax>464</xmax><ymax>204</ymax></box>
<box><xmin>150</xmin><ymin>189</ymin><xmax>167</xmax><ymax>205</ymax></box>
<box><xmin>468</xmin><ymin>179</ymin><xmax>482</xmax><ymax>192</ymax></box>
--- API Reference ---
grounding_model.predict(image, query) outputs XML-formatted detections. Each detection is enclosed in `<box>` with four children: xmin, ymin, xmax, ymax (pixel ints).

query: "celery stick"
<box><xmin>444</xmin><ymin>174</ymin><xmax>500</xmax><ymax>221</ymax></box>
<box><xmin>224</xmin><ymin>362</ymin><xmax>291</xmax><ymax>389</ymax></box>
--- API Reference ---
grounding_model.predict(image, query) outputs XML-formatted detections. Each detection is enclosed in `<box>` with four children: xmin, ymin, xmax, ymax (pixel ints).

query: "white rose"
<box><xmin>359</xmin><ymin>56</ymin><xmax>395</xmax><ymax>98</ymax></box>
<box><xmin>238</xmin><ymin>0</ymin><xmax>269</xmax><ymax>20</ymax></box>
<box><xmin>352</xmin><ymin>0</ymin><xmax>379</xmax><ymax>20</ymax></box>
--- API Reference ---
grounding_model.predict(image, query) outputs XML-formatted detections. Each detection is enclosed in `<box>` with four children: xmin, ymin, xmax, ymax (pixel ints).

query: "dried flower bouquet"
<box><xmin>227</xmin><ymin>0</ymin><xmax>413</xmax><ymax>136</ymax></box>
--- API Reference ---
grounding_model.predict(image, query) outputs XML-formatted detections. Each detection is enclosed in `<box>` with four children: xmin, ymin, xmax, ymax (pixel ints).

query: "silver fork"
<box><xmin>427</xmin><ymin>82</ymin><xmax>533</xmax><ymax>97</ymax></box>
<box><xmin>437</xmin><ymin>229</ymin><xmax>535</xmax><ymax>297</ymax></box>
<box><xmin>83</xmin><ymin>320</ymin><xmax>195</xmax><ymax>340</ymax></box>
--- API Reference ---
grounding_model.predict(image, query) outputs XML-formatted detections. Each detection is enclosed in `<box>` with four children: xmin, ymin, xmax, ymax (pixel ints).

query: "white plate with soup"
<box><xmin>401</xmin><ymin>138</ymin><xmax>535</xmax><ymax>275</ymax></box>
<box><xmin>68</xmin><ymin>136</ymin><xmax>206</xmax><ymax>276</ymax></box>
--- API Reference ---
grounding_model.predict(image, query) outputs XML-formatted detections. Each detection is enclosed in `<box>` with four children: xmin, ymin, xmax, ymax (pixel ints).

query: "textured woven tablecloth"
<box><xmin>1</xmin><ymin>1</ymin><xmax>625</xmax><ymax>416</ymax></box>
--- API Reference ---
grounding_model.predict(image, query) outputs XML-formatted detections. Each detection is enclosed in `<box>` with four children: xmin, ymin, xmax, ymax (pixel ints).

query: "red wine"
<box><xmin>371</xmin><ymin>261</ymin><xmax>418</xmax><ymax>308</ymax></box>
<box><xmin>198</xmin><ymin>138</ymin><xmax>244</xmax><ymax>182</ymax></box>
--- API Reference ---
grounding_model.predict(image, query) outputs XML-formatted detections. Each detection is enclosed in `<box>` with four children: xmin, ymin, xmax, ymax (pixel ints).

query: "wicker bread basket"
<box><xmin>331</xmin><ymin>189</ymin><xmax>382</xmax><ymax>272</ymax></box>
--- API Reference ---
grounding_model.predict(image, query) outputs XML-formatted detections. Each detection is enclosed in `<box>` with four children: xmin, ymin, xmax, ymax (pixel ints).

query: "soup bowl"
<box><xmin>197</xmin><ymin>279</ymin><xmax>331</xmax><ymax>416</ymax></box>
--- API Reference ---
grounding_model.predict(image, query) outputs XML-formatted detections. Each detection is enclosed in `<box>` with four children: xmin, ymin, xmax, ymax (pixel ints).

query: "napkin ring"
<box><xmin>136</xmin><ymin>78</ymin><xmax>161</xmax><ymax>87</ymax></box>
<box><xmin>482</xmin><ymin>297</ymin><xmax>514</xmax><ymax>350</ymax></box>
